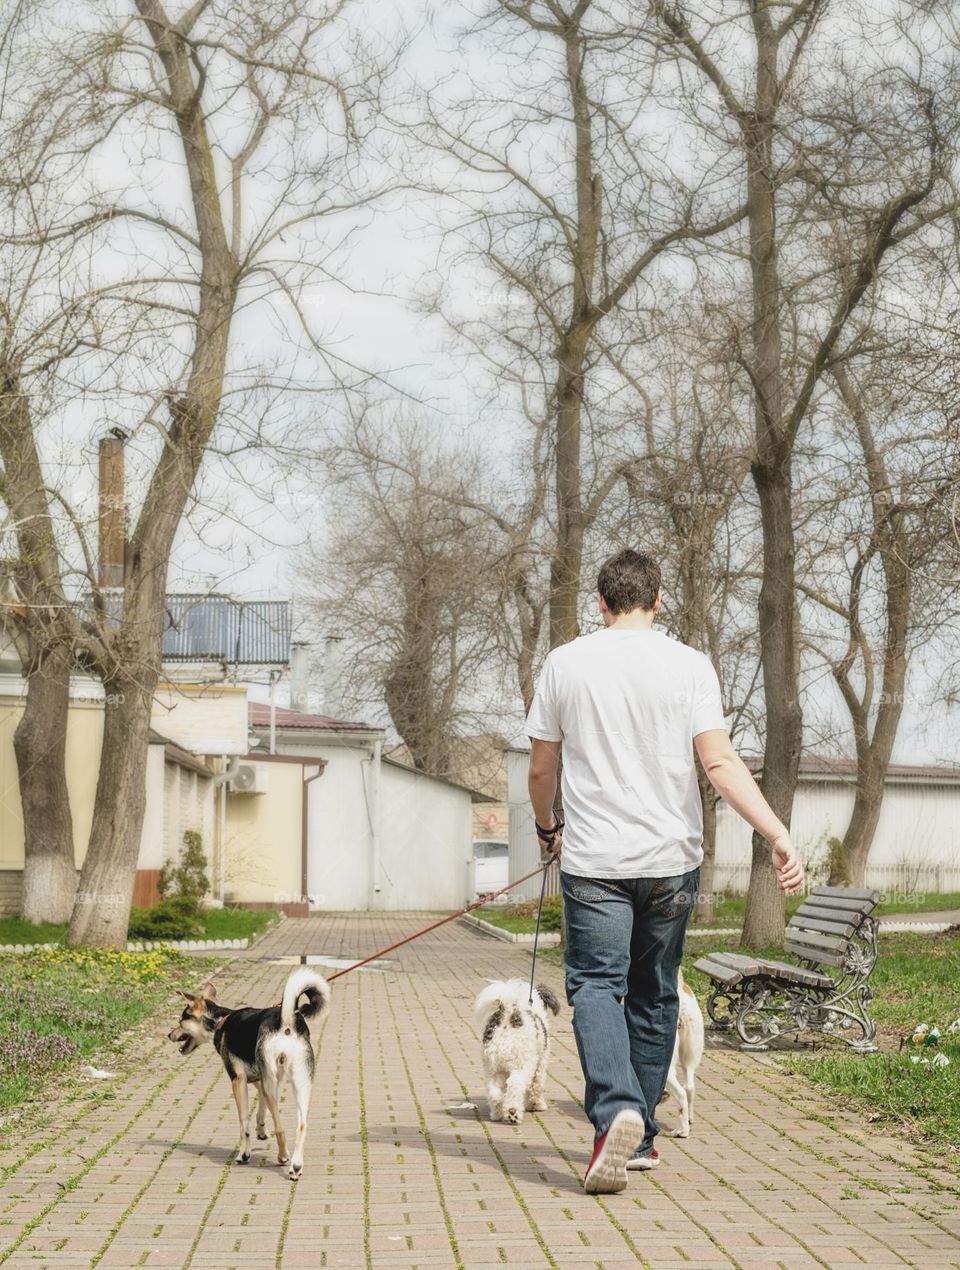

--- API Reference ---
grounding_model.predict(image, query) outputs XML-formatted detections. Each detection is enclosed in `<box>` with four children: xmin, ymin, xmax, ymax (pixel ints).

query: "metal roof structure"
<box><xmin>160</xmin><ymin>595</ymin><xmax>291</xmax><ymax>666</ymax></box>
<box><xmin>80</xmin><ymin>592</ymin><xmax>292</xmax><ymax>666</ymax></box>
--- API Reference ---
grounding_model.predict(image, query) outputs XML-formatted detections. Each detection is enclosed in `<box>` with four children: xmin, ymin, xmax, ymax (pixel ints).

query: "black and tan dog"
<box><xmin>168</xmin><ymin>967</ymin><xmax>330</xmax><ymax>1180</ymax></box>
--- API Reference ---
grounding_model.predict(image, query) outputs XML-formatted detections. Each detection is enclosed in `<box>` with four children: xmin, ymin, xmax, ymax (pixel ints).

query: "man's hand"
<box><xmin>770</xmin><ymin>834</ymin><xmax>804</xmax><ymax>894</ymax></box>
<box><xmin>543</xmin><ymin>824</ymin><xmax>563</xmax><ymax>858</ymax></box>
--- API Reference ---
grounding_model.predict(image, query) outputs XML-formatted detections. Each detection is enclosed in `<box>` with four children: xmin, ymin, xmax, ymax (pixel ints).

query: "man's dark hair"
<box><xmin>597</xmin><ymin>549</ymin><xmax>661</xmax><ymax>614</ymax></box>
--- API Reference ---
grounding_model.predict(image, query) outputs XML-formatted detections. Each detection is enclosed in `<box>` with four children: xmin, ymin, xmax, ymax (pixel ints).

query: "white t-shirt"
<box><xmin>525</xmin><ymin>628</ymin><xmax>728</xmax><ymax>879</ymax></box>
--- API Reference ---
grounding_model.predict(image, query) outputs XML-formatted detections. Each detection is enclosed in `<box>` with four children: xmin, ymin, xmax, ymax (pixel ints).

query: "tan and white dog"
<box><xmin>659</xmin><ymin>969</ymin><xmax>704</xmax><ymax>1139</ymax></box>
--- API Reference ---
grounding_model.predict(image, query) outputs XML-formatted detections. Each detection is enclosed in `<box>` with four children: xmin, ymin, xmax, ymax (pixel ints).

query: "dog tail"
<box><xmin>280</xmin><ymin>967</ymin><xmax>331</xmax><ymax>1029</ymax></box>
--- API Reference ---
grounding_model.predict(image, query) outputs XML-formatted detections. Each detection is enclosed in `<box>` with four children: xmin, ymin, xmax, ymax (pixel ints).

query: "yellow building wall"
<box><xmin>0</xmin><ymin>699</ymin><xmax>104</xmax><ymax>869</ymax></box>
<box><xmin>222</xmin><ymin>760</ymin><xmax>304</xmax><ymax>906</ymax></box>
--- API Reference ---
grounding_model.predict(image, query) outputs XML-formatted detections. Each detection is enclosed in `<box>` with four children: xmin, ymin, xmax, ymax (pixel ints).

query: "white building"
<box><xmin>223</xmin><ymin>703</ymin><xmax>484</xmax><ymax>913</ymax></box>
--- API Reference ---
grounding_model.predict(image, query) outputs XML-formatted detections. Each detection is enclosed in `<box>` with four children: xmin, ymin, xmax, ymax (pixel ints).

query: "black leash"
<box><xmin>528</xmin><ymin>853</ymin><xmax>553</xmax><ymax>1005</ymax></box>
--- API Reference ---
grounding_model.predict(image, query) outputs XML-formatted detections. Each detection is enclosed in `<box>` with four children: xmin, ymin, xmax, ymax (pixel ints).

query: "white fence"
<box><xmin>712</xmin><ymin>860</ymin><xmax>960</xmax><ymax>898</ymax></box>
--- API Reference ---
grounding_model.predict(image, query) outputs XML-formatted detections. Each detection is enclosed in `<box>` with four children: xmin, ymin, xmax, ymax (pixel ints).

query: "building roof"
<box><xmin>248</xmin><ymin>701</ymin><xmax>380</xmax><ymax>734</ymax></box>
<box><xmin>148</xmin><ymin>728</ymin><xmax>213</xmax><ymax>776</ymax></box>
<box><xmin>248</xmin><ymin>704</ymin><xmax>490</xmax><ymax>799</ymax></box>
<box><xmin>743</xmin><ymin>755</ymin><xmax>960</xmax><ymax>783</ymax></box>
<box><xmin>381</xmin><ymin>756</ymin><xmax>491</xmax><ymax>803</ymax></box>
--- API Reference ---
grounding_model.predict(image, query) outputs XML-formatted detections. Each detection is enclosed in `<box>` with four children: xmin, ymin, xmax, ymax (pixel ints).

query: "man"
<box><xmin>526</xmin><ymin>548</ymin><xmax>804</xmax><ymax>1195</ymax></box>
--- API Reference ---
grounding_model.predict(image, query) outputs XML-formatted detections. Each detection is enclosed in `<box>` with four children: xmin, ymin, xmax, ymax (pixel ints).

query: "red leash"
<box><xmin>325</xmin><ymin>860</ymin><xmax>554</xmax><ymax>982</ymax></box>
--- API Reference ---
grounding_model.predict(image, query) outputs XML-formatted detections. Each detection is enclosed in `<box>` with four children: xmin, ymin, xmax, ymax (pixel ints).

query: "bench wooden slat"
<box><xmin>709</xmin><ymin>952</ymin><xmax>762</xmax><ymax>976</ymax></box>
<box><xmin>788</xmin><ymin>912</ymin><xmax>858</xmax><ymax>939</ymax></box>
<box><xmin>793</xmin><ymin>902</ymin><xmax>866</xmax><ymax>929</ymax></box>
<box><xmin>693</xmin><ymin>957</ymin><xmax>743</xmax><ymax>986</ymax></box>
<box><xmin>754</xmin><ymin>958</ymin><xmax>833</xmax><ymax>989</ymax></box>
<box><xmin>785</xmin><ymin>926</ymin><xmax>850</xmax><ymax>953</ymax></box>
<box><xmin>810</xmin><ymin>885</ymin><xmax>881</xmax><ymax>904</ymax></box>
<box><xmin>699</xmin><ymin>951</ymin><xmax>833</xmax><ymax>990</ymax></box>
<box><xmin>802</xmin><ymin>893</ymin><xmax>878</xmax><ymax>917</ymax></box>
<box><xmin>785</xmin><ymin>940</ymin><xmax>847</xmax><ymax>968</ymax></box>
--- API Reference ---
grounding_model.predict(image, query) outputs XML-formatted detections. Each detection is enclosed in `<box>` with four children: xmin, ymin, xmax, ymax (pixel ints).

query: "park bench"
<box><xmin>694</xmin><ymin>885</ymin><xmax>881</xmax><ymax>1052</ymax></box>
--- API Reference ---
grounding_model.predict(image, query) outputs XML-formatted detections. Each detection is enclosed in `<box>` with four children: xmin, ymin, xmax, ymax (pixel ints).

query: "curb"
<box><xmin>877</xmin><ymin>920</ymin><xmax>955</xmax><ymax>934</ymax></box>
<box><xmin>0</xmin><ymin>937</ymin><xmax>251</xmax><ymax>954</ymax></box>
<box><xmin>459</xmin><ymin>913</ymin><xmax>561</xmax><ymax>946</ymax></box>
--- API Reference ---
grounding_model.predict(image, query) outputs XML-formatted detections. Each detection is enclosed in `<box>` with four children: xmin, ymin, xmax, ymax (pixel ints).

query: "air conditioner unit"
<box><xmin>228</xmin><ymin>762</ymin><xmax>269</xmax><ymax>795</ymax></box>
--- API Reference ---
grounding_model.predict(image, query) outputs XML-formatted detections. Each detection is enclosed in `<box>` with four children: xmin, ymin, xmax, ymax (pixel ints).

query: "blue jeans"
<box><xmin>561</xmin><ymin>867</ymin><xmax>699</xmax><ymax>1152</ymax></box>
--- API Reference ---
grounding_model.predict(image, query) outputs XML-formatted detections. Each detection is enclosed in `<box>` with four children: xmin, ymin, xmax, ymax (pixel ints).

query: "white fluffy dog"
<box><xmin>660</xmin><ymin>969</ymin><xmax>705</xmax><ymax>1138</ymax></box>
<box><xmin>474</xmin><ymin>979</ymin><xmax>561</xmax><ymax>1124</ymax></box>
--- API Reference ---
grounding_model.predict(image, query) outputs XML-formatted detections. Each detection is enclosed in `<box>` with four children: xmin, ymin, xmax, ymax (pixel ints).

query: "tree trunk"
<box><xmin>842</xmin><ymin>779</ymin><xmax>886</xmax><ymax>888</ymax></box>
<box><xmin>68</xmin><ymin>672</ymin><xmax>156</xmax><ymax>947</ymax></box>
<box><xmin>831</xmin><ymin>364</ymin><xmax>911</xmax><ymax>891</ymax></box>
<box><xmin>742</xmin><ymin>462</ymin><xmax>802</xmax><ymax>946</ymax></box>
<box><xmin>548</xmin><ymin>23</ymin><xmax>599</xmax><ymax>651</ymax></box>
<box><xmin>549</xmin><ymin>335</ymin><xmax>589</xmax><ymax>647</ymax></box>
<box><xmin>0</xmin><ymin>365</ymin><xmax>82</xmax><ymax>924</ymax></box>
<box><xmin>15</xmin><ymin>643</ymin><xmax>77</xmax><ymax>923</ymax></box>
<box><xmin>694</xmin><ymin>762</ymin><xmax>717</xmax><ymax>926</ymax></box>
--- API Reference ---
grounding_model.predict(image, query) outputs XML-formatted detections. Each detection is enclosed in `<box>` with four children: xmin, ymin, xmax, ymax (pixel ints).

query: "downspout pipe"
<box><xmin>368</xmin><ymin>738</ymin><xmax>382</xmax><ymax>909</ymax></box>
<box><xmin>212</xmin><ymin>756</ymin><xmax>241</xmax><ymax>903</ymax></box>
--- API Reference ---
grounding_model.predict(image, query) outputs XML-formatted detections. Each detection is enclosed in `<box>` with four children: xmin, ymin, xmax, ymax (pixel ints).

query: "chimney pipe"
<box><xmin>289</xmin><ymin>642</ymin><xmax>311</xmax><ymax>713</ymax></box>
<box><xmin>322</xmin><ymin>634</ymin><xmax>344</xmax><ymax>721</ymax></box>
<box><xmin>98</xmin><ymin>434</ymin><xmax>127</xmax><ymax>589</ymax></box>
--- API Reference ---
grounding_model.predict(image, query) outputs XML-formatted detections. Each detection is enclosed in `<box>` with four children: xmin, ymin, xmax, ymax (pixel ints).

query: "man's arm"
<box><xmin>694</xmin><ymin>729</ymin><xmax>805</xmax><ymax>894</ymax></box>
<box><xmin>528</xmin><ymin>738</ymin><xmax>563</xmax><ymax>854</ymax></box>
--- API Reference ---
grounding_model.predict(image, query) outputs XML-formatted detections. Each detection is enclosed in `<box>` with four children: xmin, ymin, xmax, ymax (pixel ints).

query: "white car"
<box><xmin>473</xmin><ymin>839</ymin><xmax>509</xmax><ymax>900</ymax></box>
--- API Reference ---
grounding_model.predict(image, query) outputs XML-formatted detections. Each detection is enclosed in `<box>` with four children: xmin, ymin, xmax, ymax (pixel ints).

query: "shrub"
<box><xmin>827</xmin><ymin>836</ymin><xmax>851</xmax><ymax>886</ymax></box>
<box><xmin>128</xmin><ymin>896</ymin><xmax>204</xmax><ymax>940</ymax></box>
<box><xmin>158</xmin><ymin>829</ymin><xmax>210</xmax><ymax>911</ymax></box>
<box><xmin>508</xmin><ymin>895</ymin><xmax>563</xmax><ymax>933</ymax></box>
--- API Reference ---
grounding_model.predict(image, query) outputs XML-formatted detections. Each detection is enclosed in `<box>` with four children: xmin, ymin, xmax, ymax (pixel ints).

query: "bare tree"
<box><xmin>0</xmin><ymin>0</ymin><xmax>394</xmax><ymax>944</ymax></box>
<box><xmin>650</xmin><ymin>0</ymin><xmax>960</xmax><ymax>944</ymax></box>
<box><xmin>414</xmin><ymin>0</ymin><xmax>744</xmax><ymax>654</ymax></box>
<box><xmin>301</xmin><ymin>417</ymin><xmax>510</xmax><ymax>775</ymax></box>
<box><xmin>0</xmin><ymin>0</ymin><xmax>151</xmax><ymax>922</ymax></box>
<box><xmin>799</xmin><ymin>360</ymin><xmax>960</xmax><ymax>884</ymax></box>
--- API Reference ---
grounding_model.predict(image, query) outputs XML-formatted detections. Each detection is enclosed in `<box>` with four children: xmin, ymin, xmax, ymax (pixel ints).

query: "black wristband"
<box><xmin>535</xmin><ymin>813</ymin><xmax>563</xmax><ymax>845</ymax></box>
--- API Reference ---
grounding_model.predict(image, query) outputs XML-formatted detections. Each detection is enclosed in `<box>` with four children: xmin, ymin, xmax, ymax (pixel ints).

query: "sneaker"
<box><xmin>583</xmin><ymin>1109</ymin><xmax>645</xmax><ymax>1194</ymax></box>
<box><xmin>626</xmin><ymin>1147</ymin><xmax>660</xmax><ymax>1172</ymax></box>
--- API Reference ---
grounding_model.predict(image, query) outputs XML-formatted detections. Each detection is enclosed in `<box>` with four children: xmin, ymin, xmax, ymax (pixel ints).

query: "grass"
<box><xmin>0</xmin><ymin>905</ymin><xmax>278</xmax><ymax>947</ymax></box>
<box><xmin>0</xmin><ymin>945</ymin><xmax>205</xmax><ymax>1114</ymax></box>
<box><xmin>0</xmin><ymin>916</ymin><xmax>68</xmax><ymax>945</ymax></box>
<box><xmin>546</xmin><ymin>930</ymin><xmax>960</xmax><ymax>1149</ymax></box>
<box><xmin>475</xmin><ymin>896</ymin><xmax>562</xmax><ymax>934</ymax></box>
<box><xmin>785</xmin><ymin>931</ymin><xmax>960</xmax><ymax>1148</ymax></box>
<box><xmin>712</xmin><ymin>889</ymin><xmax>960</xmax><ymax>923</ymax></box>
<box><xmin>190</xmin><ymin>906</ymin><xmax>278</xmax><ymax>941</ymax></box>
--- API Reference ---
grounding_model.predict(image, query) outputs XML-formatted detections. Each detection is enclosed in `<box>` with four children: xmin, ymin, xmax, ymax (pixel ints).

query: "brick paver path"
<box><xmin>2</xmin><ymin>915</ymin><xmax>959</xmax><ymax>1270</ymax></box>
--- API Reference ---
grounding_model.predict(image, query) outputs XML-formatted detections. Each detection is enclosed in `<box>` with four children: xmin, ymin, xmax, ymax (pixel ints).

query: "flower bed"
<box><xmin>0</xmin><ymin>946</ymin><xmax>205</xmax><ymax>1114</ymax></box>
